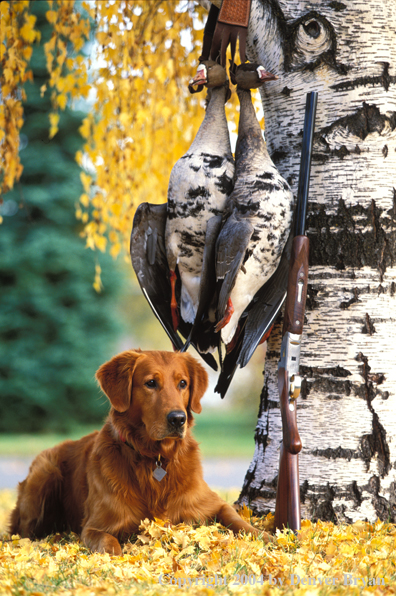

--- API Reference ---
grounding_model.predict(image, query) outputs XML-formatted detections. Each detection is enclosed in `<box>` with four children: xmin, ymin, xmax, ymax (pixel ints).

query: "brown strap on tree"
<box><xmin>210</xmin><ymin>0</ymin><xmax>251</xmax><ymax>67</ymax></box>
<box><xmin>188</xmin><ymin>4</ymin><xmax>220</xmax><ymax>94</ymax></box>
<box><xmin>199</xmin><ymin>3</ymin><xmax>220</xmax><ymax>62</ymax></box>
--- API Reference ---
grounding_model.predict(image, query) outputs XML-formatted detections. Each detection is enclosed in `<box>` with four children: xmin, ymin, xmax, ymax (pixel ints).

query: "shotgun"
<box><xmin>274</xmin><ymin>91</ymin><xmax>318</xmax><ymax>532</ymax></box>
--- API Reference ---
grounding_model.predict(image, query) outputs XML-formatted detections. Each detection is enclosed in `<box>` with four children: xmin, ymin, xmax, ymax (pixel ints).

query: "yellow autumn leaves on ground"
<box><xmin>1</xmin><ymin>489</ymin><xmax>396</xmax><ymax>595</ymax></box>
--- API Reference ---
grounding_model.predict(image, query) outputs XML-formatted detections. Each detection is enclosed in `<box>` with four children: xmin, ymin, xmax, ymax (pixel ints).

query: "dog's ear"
<box><xmin>96</xmin><ymin>350</ymin><xmax>142</xmax><ymax>412</ymax></box>
<box><xmin>184</xmin><ymin>354</ymin><xmax>208</xmax><ymax>414</ymax></box>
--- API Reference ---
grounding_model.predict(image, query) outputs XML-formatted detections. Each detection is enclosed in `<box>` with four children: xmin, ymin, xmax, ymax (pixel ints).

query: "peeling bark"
<box><xmin>235</xmin><ymin>0</ymin><xmax>396</xmax><ymax>522</ymax></box>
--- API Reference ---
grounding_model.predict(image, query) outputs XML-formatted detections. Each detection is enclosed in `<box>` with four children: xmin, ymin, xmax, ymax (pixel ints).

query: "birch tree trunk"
<box><xmin>232</xmin><ymin>0</ymin><xmax>396</xmax><ymax>523</ymax></box>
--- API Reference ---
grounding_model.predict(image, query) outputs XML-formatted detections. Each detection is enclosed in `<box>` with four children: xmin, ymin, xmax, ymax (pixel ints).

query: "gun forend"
<box><xmin>278</xmin><ymin>234</ymin><xmax>309</xmax><ymax>455</ymax></box>
<box><xmin>282</xmin><ymin>235</ymin><xmax>309</xmax><ymax>336</ymax></box>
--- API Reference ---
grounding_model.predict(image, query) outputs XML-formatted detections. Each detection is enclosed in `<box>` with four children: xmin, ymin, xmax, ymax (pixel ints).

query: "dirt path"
<box><xmin>0</xmin><ymin>457</ymin><xmax>251</xmax><ymax>490</ymax></box>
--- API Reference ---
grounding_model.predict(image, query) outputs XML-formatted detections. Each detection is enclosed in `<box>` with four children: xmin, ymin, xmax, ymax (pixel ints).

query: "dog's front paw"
<box><xmin>99</xmin><ymin>534</ymin><xmax>123</xmax><ymax>556</ymax></box>
<box><xmin>257</xmin><ymin>529</ymin><xmax>274</xmax><ymax>543</ymax></box>
<box><xmin>82</xmin><ymin>528</ymin><xmax>122</xmax><ymax>556</ymax></box>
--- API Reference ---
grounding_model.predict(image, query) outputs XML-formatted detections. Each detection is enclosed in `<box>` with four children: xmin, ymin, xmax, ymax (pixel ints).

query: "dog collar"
<box><xmin>118</xmin><ymin>431</ymin><xmax>135</xmax><ymax>451</ymax></box>
<box><xmin>118</xmin><ymin>431</ymin><xmax>167</xmax><ymax>482</ymax></box>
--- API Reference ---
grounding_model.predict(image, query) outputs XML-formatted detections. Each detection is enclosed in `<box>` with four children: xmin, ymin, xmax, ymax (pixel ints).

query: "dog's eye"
<box><xmin>179</xmin><ymin>380</ymin><xmax>188</xmax><ymax>389</ymax></box>
<box><xmin>145</xmin><ymin>379</ymin><xmax>157</xmax><ymax>389</ymax></box>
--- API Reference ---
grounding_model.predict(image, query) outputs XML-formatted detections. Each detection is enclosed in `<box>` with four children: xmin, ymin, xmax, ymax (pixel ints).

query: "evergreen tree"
<box><xmin>0</xmin><ymin>2</ymin><xmax>123</xmax><ymax>432</ymax></box>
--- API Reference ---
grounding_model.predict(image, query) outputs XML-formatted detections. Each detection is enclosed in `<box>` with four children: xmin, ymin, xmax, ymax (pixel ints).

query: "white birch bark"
<box><xmin>200</xmin><ymin>0</ymin><xmax>396</xmax><ymax>521</ymax></box>
<box><xmin>238</xmin><ymin>0</ymin><xmax>396</xmax><ymax>522</ymax></box>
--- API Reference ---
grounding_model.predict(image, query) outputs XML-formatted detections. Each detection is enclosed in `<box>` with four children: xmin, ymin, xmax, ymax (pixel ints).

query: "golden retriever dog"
<box><xmin>10</xmin><ymin>350</ymin><xmax>268</xmax><ymax>554</ymax></box>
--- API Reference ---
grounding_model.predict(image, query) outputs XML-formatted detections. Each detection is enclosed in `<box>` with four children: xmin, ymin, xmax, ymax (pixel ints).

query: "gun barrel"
<box><xmin>295</xmin><ymin>91</ymin><xmax>318</xmax><ymax>237</ymax></box>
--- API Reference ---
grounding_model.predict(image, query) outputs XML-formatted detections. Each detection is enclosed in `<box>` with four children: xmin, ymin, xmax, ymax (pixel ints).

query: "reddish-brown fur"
<box><xmin>10</xmin><ymin>350</ymin><xmax>269</xmax><ymax>554</ymax></box>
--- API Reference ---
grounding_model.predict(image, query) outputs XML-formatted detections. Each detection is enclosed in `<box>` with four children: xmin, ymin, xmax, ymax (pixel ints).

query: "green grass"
<box><xmin>0</xmin><ymin>408</ymin><xmax>257</xmax><ymax>459</ymax></box>
<box><xmin>193</xmin><ymin>407</ymin><xmax>257</xmax><ymax>458</ymax></box>
<box><xmin>0</xmin><ymin>425</ymin><xmax>99</xmax><ymax>457</ymax></box>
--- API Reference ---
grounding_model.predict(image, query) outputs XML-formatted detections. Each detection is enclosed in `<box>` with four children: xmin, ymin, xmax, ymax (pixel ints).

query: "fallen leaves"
<box><xmin>1</xmin><ymin>489</ymin><xmax>396</xmax><ymax>595</ymax></box>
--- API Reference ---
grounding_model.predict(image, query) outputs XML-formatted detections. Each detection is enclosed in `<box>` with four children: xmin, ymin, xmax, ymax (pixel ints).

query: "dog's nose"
<box><xmin>167</xmin><ymin>410</ymin><xmax>186</xmax><ymax>429</ymax></box>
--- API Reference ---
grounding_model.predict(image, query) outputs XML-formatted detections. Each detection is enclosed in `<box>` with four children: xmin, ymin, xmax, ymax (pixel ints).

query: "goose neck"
<box><xmin>189</xmin><ymin>85</ymin><xmax>231</xmax><ymax>154</ymax></box>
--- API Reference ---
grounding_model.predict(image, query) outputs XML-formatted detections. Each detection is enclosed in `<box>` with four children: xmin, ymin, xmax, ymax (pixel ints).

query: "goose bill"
<box><xmin>256</xmin><ymin>65</ymin><xmax>278</xmax><ymax>81</ymax></box>
<box><xmin>190</xmin><ymin>64</ymin><xmax>208</xmax><ymax>86</ymax></box>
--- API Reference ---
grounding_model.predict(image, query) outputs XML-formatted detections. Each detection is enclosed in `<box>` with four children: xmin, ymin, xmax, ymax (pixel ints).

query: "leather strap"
<box><xmin>218</xmin><ymin>0</ymin><xmax>250</xmax><ymax>27</ymax></box>
<box><xmin>199</xmin><ymin>3</ymin><xmax>220</xmax><ymax>62</ymax></box>
<box><xmin>189</xmin><ymin>3</ymin><xmax>220</xmax><ymax>94</ymax></box>
<box><xmin>210</xmin><ymin>0</ymin><xmax>251</xmax><ymax>66</ymax></box>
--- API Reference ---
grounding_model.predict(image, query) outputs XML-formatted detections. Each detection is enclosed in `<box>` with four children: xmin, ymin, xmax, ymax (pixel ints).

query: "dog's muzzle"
<box><xmin>167</xmin><ymin>410</ymin><xmax>187</xmax><ymax>433</ymax></box>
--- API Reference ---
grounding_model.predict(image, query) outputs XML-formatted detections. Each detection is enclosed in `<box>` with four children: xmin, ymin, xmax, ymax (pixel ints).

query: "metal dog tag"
<box><xmin>153</xmin><ymin>459</ymin><xmax>167</xmax><ymax>482</ymax></box>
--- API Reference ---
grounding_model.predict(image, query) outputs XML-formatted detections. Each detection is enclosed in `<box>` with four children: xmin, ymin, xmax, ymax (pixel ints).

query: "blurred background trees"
<box><xmin>1</xmin><ymin>1</ymin><xmax>255</xmax><ymax>252</ymax></box>
<box><xmin>0</xmin><ymin>0</ymin><xmax>264</xmax><ymax>434</ymax></box>
<box><xmin>0</xmin><ymin>2</ymin><xmax>123</xmax><ymax>432</ymax></box>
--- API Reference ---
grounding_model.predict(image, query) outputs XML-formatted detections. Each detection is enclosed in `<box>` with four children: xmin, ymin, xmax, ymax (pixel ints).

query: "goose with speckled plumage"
<box><xmin>214</xmin><ymin>63</ymin><xmax>294</xmax><ymax>348</ymax></box>
<box><xmin>165</xmin><ymin>61</ymin><xmax>235</xmax><ymax>353</ymax></box>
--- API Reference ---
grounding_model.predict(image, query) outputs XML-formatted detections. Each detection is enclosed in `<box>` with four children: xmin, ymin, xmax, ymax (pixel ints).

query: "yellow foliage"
<box><xmin>0</xmin><ymin>487</ymin><xmax>395</xmax><ymax>596</ymax></box>
<box><xmin>20</xmin><ymin>14</ymin><xmax>38</xmax><ymax>43</ymax></box>
<box><xmin>71</xmin><ymin>0</ymin><xmax>216</xmax><ymax>257</ymax></box>
<box><xmin>46</xmin><ymin>10</ymin><xmax>58</xmax><ymax>24</ymax></box>
<box><xmin>49</xmin><ymin>112</ymin><xmax>60</xmax><ymax>139</ymax></box>
<box><xmin>93</xmin><ymin>262</ymin><xmax>103</xmax><ymax>292</ymax></box>
<box><xmin>56</xmin><ymin>92</ymin><xmax>67</xmax><ymax>110</ymax></box>
<box><xmin>43</xmin><ymin>0</ymin><xmax>91</xmax><ymax>140</ymax></box>
<box><xmin>0</xmin><ymin>1</ymin><xmax>40</xmax><ymax>194</ymax></box>
<box><xmin>1</xmin><ymin>0</ymin><xmax>264</xmax><ymax>263</ymax></box>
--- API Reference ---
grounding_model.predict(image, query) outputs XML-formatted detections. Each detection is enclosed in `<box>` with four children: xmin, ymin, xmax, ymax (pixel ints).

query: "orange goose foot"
<box><xmin>169</xmin><ymin>270</ymin><xmax>180</xmax><ymax>332</ymax></box>
<box><xmin>215</xmin><ymin>298</ymin><xmax>234</xmax><ymax>333</ymax></box>
<box><xmin>258</xmin><ymin>323</ymin><xmax>274</xmax><ymax>345</ymax></box>
<box><xmin>225</xmin><ymin>321</ymin><xmax>242</xmax><ymax>354</ymax></box>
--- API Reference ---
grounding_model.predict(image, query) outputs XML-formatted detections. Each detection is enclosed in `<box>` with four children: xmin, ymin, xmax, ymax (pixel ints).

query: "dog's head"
<box><xmin>96</xmin><ymin>350</ymin><xmax>208</xmax><ymax>442</ymax></box>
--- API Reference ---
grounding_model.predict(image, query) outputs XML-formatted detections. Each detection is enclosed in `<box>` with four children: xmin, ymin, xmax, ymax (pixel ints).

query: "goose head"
<box><xmin>189</xmin><ymin>60</ymin><xmax>228</xmax><ymax>93</ymax></box>
<box><xmin>231</xmin><ymin>62</ymin><xmax>278</xmax><ymax>89</ymax></box>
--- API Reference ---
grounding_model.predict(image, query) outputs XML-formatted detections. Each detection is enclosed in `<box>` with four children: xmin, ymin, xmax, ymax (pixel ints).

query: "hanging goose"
<box><xmin>130</xmin><ymin>202</ymin><xmax>218</xmax><ymax>371</ymax></box>
<box><xmin>165</xmin><ymin>61</ymin><xmax>235</xmax><ymax>353</ymax></box>
<box><xmin>214</xmin><ymin>231</ymin><xmax>292</xmax><ymax>397</ymax></box>
<box><xmin>215</xmin><ymin>63</ymin><xmax>294</xmax><ymax>348</ymax></box>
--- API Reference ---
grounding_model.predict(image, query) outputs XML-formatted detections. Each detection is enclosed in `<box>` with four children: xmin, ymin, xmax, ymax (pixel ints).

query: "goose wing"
<box><xmin>238</xmin><ymin>231</ymin><xmax>292</xmax><ymax>367</ymax></box>
<box><xmin>214</xmin><ymin>231</ymin><xmax>292</xmax><ymax>398</ymax></box>
<box><xmin>131</xmin><ymin>203</ymin><xmax>182</xmax><ymax>348</ymax></box>
<box><xmin>131</xmin><ymin>202</ymin><xmax>217</xmax><ymax>370</ymax></box>
<box><xmin>216</xmin><ymin>213</ymin><xmax>254</xmax><ymax>317</ymax></box>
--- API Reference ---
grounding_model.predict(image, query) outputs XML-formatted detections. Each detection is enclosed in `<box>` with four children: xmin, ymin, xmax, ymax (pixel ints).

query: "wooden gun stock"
<box><xmin>274</xmin><ymin>236</ymin><xmax>309</xmax><ymax>532</ymax></box>
<box><xmin>274</xmin><ymin>444</ymin><xmax>301</xmax><ymax>532</ymax></box>
<box><xmin>274</xmin><ymin>91</ymin><xmax>317</xmax><ymax>533</ymax></box>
